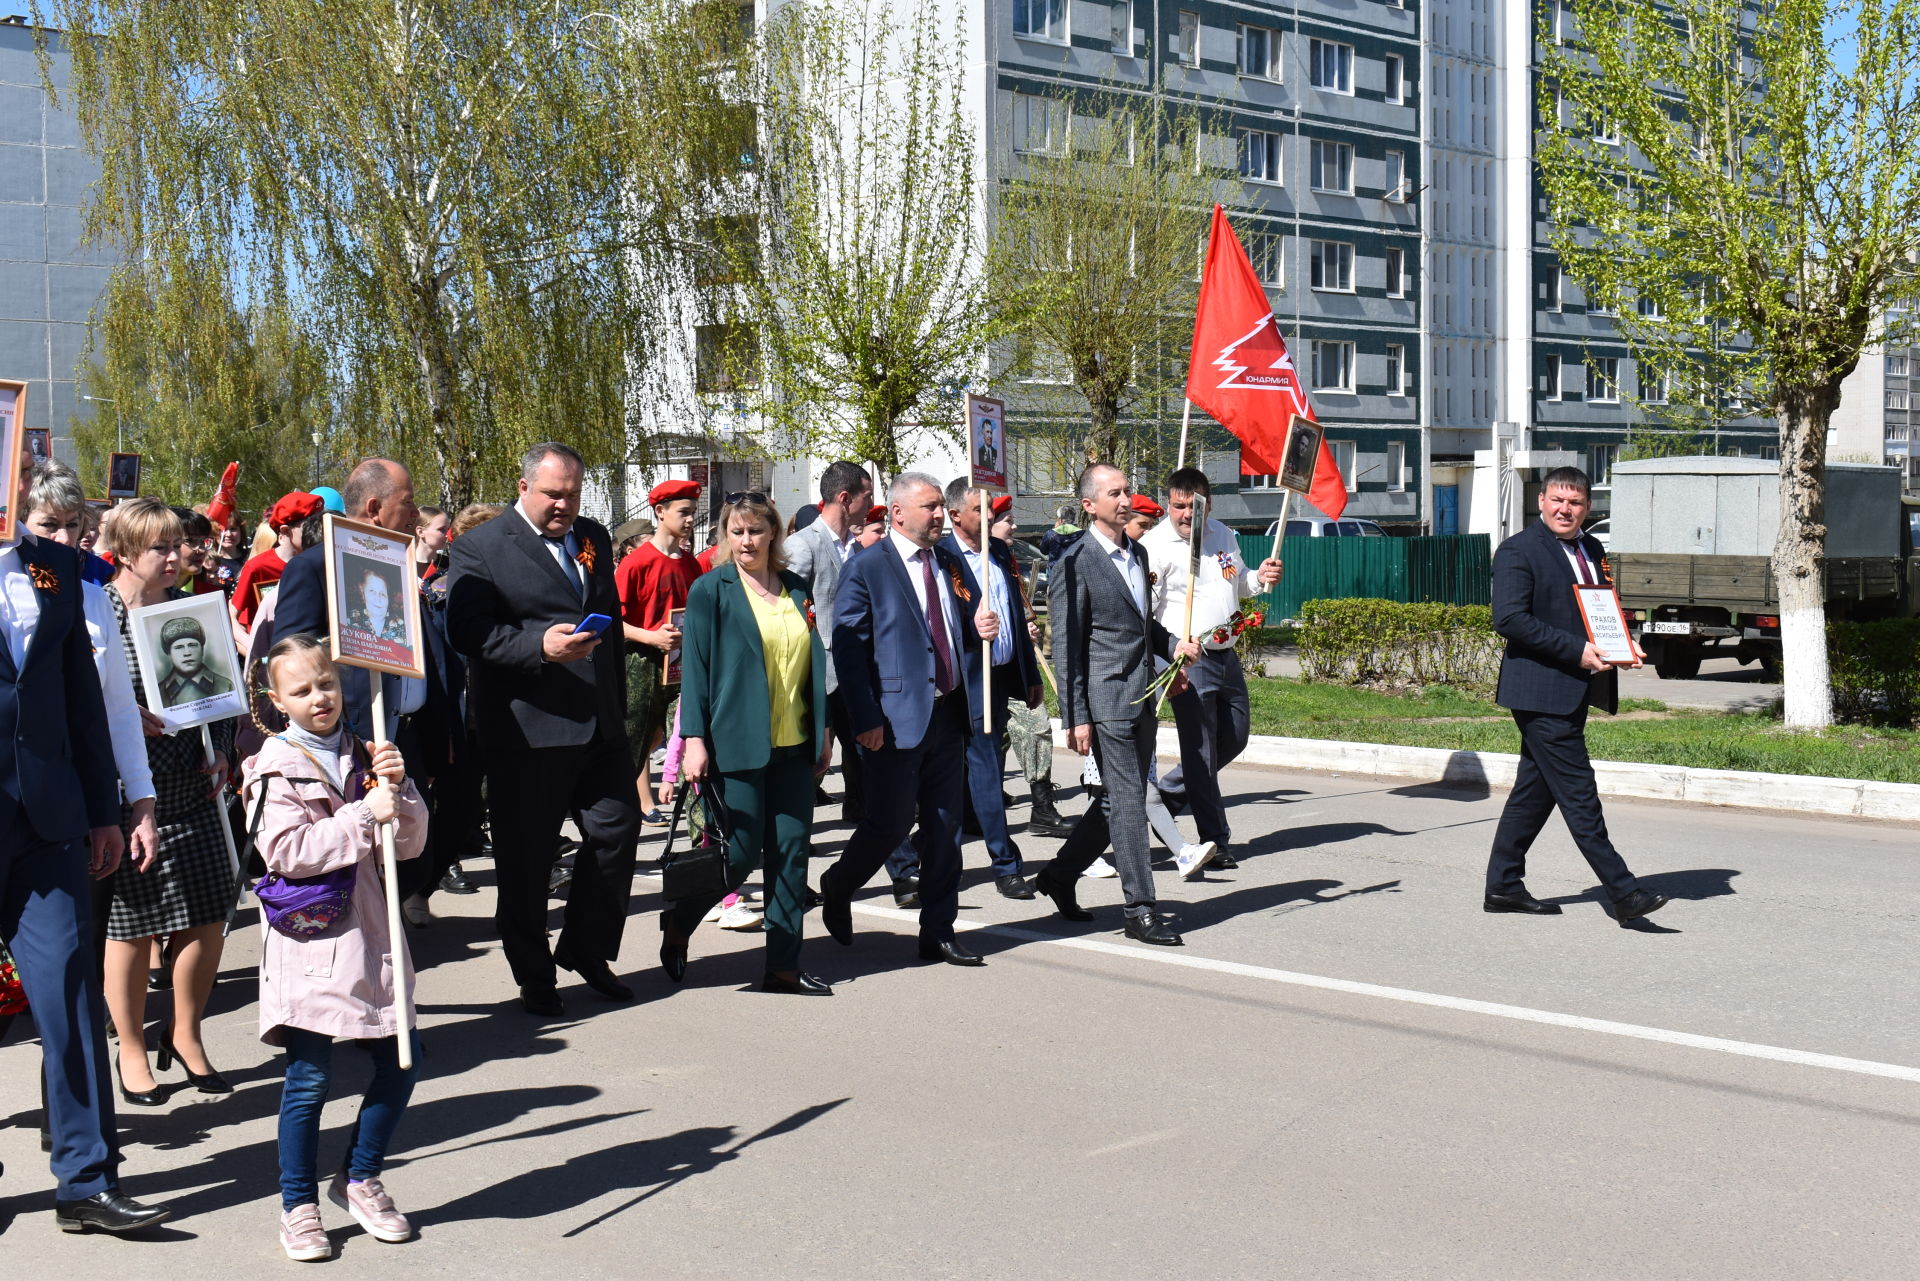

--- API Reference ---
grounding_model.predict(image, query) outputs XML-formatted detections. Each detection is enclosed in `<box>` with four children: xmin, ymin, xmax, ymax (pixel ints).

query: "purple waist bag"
<box><xmin>250</xmin><ymin>740</ymin><xmax>373</xmax><ymax>938</ymax></box>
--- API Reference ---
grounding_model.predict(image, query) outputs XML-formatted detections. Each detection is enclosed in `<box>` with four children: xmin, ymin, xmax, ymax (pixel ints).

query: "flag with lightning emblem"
<box><xmin>1185</xmin><ymin>204</ymin><xmax>1348</xmax><ymax>518</ymax></box>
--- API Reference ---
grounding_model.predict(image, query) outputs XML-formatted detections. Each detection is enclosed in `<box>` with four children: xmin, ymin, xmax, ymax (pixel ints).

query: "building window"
<box><xmin>1587</xmin><ymin>357</ymin><xmax>1620</xmax><ymax>403</ymax></box>
<box><xmin>1020</xmin><ymin>343</ymin><xmax>1075</xmax><ymax>385</ymax></box>
<box><xmin>1243</xmin><ymin>471</ymin><xmax>1280</xmax><ymax>490</ymax></box>
<box><xmin>1014</xmin><ymin>0</ymin><xmax>1067</xmax><ymax>43</ymax></box>
<box><xmin>1636</xmin><ymin>290</ymin><xmax>1664</xmax><ymax>319</ymax></box>
<box><xmin>1889</xmin><ymin>388</ymin><xmax>1910</xmax><ymax>411</ymax></box>
<box><xmin>1384</xmin><ymin>149</ymin><xmax>1407</xmax><ymax>201</ymax></box>
<box><xmin>1387</xmin><ymin>440</ymin><xmax>1407</xmax><ymax>491</ymax></box>
<box><xmin>1310</xmin><ymin>240</ymin><xmax>1355</xmax><ymax>292</ymax></box>
<box><xmin>1385</xmin><ymin>54</ymin><xmax>1404</xmax><ymax>104</ymax></box>
<box><xmin>1592</xmin><ymin>113</ymin><xmax>1623</xmax><ymax>145</ymax></box>
<box><xmin>1238</xmin><ymin>24</ymin><xmax>1281</xmax><ymax>79</ymax></box>
<box><xmin>1309</xmin><ymin>39</ymin><xmax>1354</xmax><ymax>93</ymax></box>
<box><xmin>1385</xmin><ymin>343</ymin><xmax>1407</xmax><ymax>395</ymax></box>
<box><xmin>1309</xmin><ymin>139</ymin><xmax>1353</xmax><ymax>193</ymax></box>
<box><xmin>1544</xmin><ymin>353</ymin><xmax>1563</xmax><ymax>400</ymax></box>
<box><xmin>695</xmin><ymin>323</ymin><xmax>757</xmax><ymax>392</ymax></box>
<box><xmin>1246</xmin><ymin>230</ymin><xmax>1284</xmax><ymax>287</ymax></box>
<box><xmin>1312</xmin><ymin>339</ymin><xmax>1356</xmax><ymax>392</ymax></box>
<box><xmin>1590</xmin><ymin>444</ymin><xmax>1619</xmax><ymax>486</ymax></box>
<box><xmin>1641</xmin><ymin>364</ymin><xmax>1669</xmax><ymax>404</ymax></box>
<box><xmin>1012</xmin><ymin>94</ymin><xmax>1069</xmax><ymax>156</ymax></box>
<box><xmin>1241</xmin><ymin>130</ymin><xmax>1283</xmax><ymax>184</ymax></box>
<box><xmin>1385</xmin><ymin>246</ymin><xmax>1407</xmax><ymax>297</ymax></box>
<box><xmin>1889</xmin><ymin>353</ymin><xmax>1911</xmax><ymax>377</ymax></box>
<box><xmin>1329</xmin><ymin>439</ymin><xmax>1358</xmax><ymax>491</ymax></box>
<box><xmin>1544</xmin><ymin>265</ymin><xmax>1563</xmax><ymax>312</ymax></box>
<box><xmin>1177</xmin><ymin>10</ymin><xmax>1199</xmax><ymax>66</ymax></box>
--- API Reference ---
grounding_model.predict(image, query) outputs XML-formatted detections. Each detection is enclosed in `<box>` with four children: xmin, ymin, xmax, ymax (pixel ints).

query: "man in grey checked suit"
<box><xmin>1031</xmin><ymin>464</ymin><xmax>1200</xmax><ymax>945</ymax></box>
<box><xmin>785</xmin><ymin>461</ymin><xmax>873</xmax><ymax>820</ymax></box>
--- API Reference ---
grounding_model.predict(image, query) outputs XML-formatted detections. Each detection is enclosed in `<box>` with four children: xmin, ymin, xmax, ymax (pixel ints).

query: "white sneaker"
<box><xmin>279</xmin><ymin>1202</ymin><xmax>332</xmax><ymax>1261</ymax></box>
<box><xmin>717</xmin><ymin>902</ymin><xmax>765</xmax><ymax>931</ymax></box>
<box><xmin>1086</xmin><ymin>858</ymin><xmax>1118</xmax><ymax>879</ymax></box>
<box><xmin>703</xmin><ymin>893</ymin><xmax>737</xmax><ymax>923</ymax></box>
<box><xmin>1175</xmin><ymin>841</ymin><xmax>1217</xmax><ymax>881</ymax></box>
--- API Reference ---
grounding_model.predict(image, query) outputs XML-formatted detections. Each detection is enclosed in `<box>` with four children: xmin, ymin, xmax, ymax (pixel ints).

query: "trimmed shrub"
<box><xmin>1298</xmin><ymin>598</ymin><xmax>1501</xmax><ymax>693</ymax></box>
<box><xmin>1829</xmin><ymin>619</ymin><xmax>1920</xmax><ymax>727</ymax></box>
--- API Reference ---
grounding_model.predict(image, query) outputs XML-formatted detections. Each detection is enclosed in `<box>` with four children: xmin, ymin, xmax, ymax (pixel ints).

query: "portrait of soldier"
<box><xmin>156</xmin><ymin>615</ymin><xmax>234</xmax><ymax>707</ymax></box>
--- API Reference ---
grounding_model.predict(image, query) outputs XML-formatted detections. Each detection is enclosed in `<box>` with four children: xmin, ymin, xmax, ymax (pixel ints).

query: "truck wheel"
<box><xmin>1654</xmin><ymin>648</ymin><xmax>1702</xmax><ymax>680</ymax></box>
<box><xmin>1757</xmin><ymin>654</ymin><xmax>1782</xmax><ymax>681</ymax></box>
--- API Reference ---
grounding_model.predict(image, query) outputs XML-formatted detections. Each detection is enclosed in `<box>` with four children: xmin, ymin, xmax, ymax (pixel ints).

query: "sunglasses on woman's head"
<box><xmin>724</xmin><ymin>491</ymin><xmax>768</xmax><ymax>505</ymax></box>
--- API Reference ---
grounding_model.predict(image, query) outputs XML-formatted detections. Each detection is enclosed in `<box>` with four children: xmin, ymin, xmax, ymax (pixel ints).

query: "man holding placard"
<box><xmin>1483</xmin><ymin>467</ymin><xmax>1667</xmax><ymax>926</ymax></box>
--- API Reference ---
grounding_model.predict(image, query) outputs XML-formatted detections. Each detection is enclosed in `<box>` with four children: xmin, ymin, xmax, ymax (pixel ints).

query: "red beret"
<box><xmin>269</xmin><ymin>491</ymin><xmax>324</xmax><ymax>529</ymax></box>
<box><xmin>1128</xmin><ymin>494</ymin><xmax>1164</xmax><ymax>520</ymax></box>
<box><xmin>649</xmin><ymin>479</ymin><xmax>701</xmax><ymax>506</ymax></box>
<box><xmin>864</xmin><ymin>505</ymin><xmax>887</xmax><ymax>525</ymax></box>
<box><xmin>990</xmin><ymin>495</ymin><xmax>1013</xmax><ymax>517</ymax></box>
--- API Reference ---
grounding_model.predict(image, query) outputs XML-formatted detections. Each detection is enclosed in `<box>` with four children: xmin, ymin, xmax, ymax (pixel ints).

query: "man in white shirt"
<box><xmin>784</xmin><ymin>460</ymin><xmax>873</xmax><ymax>822</ymax></box>
<box><xmin>1140</xmin><ymin>468</ymin><xmax>1283</xmax><ymax>867</ymax></box>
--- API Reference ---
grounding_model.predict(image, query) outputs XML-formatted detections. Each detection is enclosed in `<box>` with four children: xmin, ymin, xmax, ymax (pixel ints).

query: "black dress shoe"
<box><xmin>54</xmin><ymin>1189</ymin><xmax>172</xmax><ymax>1235</ymax></box>
<box><xmin>1034</xmin><ymin>873</ymin><xmax>1094</xmax><ymax>922</ymax></box>
<box><xmin>1483</xmin><ymin>891</ymin><xmax>1564</xmax><ymax>916</ymax></box>
<box><xmin>815</xmin><ymin>786</ymin><xmax>833</xmax><ymax>806</ymax></box>
<box><xmin>917</xmin><ymin>937</ymin><xmax>985</xmax><ymax>966</ymax></box>
<box><xmin>555</xmin><ymin>945</ymin><xmax>635</xmax><ymax>1001</ymax></box>
<box><xmin>519</xmin><ymin>985</ymin><xmax>566</xmax><ymax>1017</ymax></box>
<box><xmin>762</xmin><ymin>971</ymin><xmax>833</xmax><ymax>995</ymax></box>
<box><xmin>1209</xmin><ymin>851</ymin><xmax>1239</xmax><ymax>870</ymax></box>
<box><xmin>439</xmin><ymin>863</ymin><xmax>478</xmax><ymax>895</ymax></box>
<box><xmin>891</xmin><ymin>876</ymin><xmax>920</xmax><ymax>909</ymax></box>
<box><xmin>1123</xmin><ymin>912</ymin><xmax>1184</xmax><ymax>946</ymax></box>
<box><xmin>548</xmin><ymin>865</ymin><xmax>573</xmax><ymax>896</ymax></box>
<box><xmin>1612</xmin><ymin>889</ymin><xmax>1670</xmax><ymax>923</ymax></box>
<box><xmin>659</xmin><ymin>913</ymin><xmax>689</xmax><ymax>983</ymax></box>
<box><xmin>995</xmin><ymin>873</ymin><xmax>1035</xmax><ymax>900</ymax></box>
<box><xmin>820</xmin><ymin>888</ymin><xmax>854</xmax><ymax>945</ymax></box>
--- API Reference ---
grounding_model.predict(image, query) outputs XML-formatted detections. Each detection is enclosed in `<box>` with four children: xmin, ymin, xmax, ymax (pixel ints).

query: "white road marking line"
<box><xmin>850</xmin><ymin>904</ymin><xmax>1920</xmax><ymax>1084</ymax></box>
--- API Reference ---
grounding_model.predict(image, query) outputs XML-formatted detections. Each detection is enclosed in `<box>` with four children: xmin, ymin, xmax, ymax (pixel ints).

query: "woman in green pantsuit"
<box><xmin>662</xmin><ymin>492</ymin><xmax>831</xmax><ymax>995</ymax></box>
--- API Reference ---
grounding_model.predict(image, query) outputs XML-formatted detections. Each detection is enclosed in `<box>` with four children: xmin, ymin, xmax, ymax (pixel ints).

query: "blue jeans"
<box><xmin>278</xmin><ymin>1028</ymin><xmax>420</xmax><ymax>1209</ymax></box>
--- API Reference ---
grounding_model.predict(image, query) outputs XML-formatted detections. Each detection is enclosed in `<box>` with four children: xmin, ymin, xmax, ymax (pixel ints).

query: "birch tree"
<box><xmin>1536</xmin><ymin>0</ymin><xmax>1920</xmax><ymax>727</ymax></box>
<box><xmin>713</xmin><ymin>0</ymin><xmax>999</xmax><ymax>478</ymax></box>
<box><xmin>40</xmin><ymin>0</ymin><xmax>745</xmax><ymax>506</ymax></box>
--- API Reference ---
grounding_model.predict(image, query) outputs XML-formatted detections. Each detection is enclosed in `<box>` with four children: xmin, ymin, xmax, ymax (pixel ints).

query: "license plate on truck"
<box><xmin>1644</xmin><ymin>621</ymin><xmax>1691</xmax><ymax>634</ymax></box>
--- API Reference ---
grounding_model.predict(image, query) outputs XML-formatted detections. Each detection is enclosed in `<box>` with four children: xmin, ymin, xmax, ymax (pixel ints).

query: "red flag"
<box><xmin>1185</xmin><ymin>205</ymin><xmax>1348</xmax><ymax>519</ymax></box>
<box><xmin>206</xmin><ymin>462</ymin><xmax>239</xmax><ymax>528</ymax></box>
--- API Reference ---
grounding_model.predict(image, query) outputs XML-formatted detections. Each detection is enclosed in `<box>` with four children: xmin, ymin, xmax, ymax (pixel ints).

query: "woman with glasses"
<box><xmin>662</xmin><ymin>491</ymin><xmax>833</xmax><ymax>995</ymax></box>
<box><xmin>101</xmin><ymin>498</ymin><xmax>239</xmax><ymax>1104</ymax></box>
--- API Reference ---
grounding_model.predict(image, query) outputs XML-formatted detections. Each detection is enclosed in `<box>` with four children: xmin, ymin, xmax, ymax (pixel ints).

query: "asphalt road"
<box><xmin>3</xmin><ymin>753</ymin><xmax>1914</xmax><ymax>1278</ymax></box>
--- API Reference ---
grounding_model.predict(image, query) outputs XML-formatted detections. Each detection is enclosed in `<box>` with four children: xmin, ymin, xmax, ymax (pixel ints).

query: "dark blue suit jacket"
<box><xmin>0</xmin><ymin>536</ymin><xmax>119</xmax><ymax>843</ymax></box>
<box><xmin>1492</xmin><ymin>517</ymin><xmax>1618</xmax><ymax>716</ymax></box>
<box><xmin>832</xmin><ymin>536</ymin><xmax>981</xmax><ymax>751</ymax></box>
<box><xmin>937</xmin><ymin>533</ymin><xmax>1042</xmax><ymax>733</ymax></box>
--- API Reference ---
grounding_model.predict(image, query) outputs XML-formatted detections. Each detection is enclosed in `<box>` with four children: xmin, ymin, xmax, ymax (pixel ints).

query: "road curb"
<box><xmin>1051</xmin><ymin>723</ymin><xmax>1920</xmax><ymax>821</ymax></box>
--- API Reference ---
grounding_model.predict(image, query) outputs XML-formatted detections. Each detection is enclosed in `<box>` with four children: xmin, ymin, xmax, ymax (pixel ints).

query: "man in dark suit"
<box><xmin>1031</xmin><ymin>464</ymin><xmax>1199</xmax><ymax>945</ymax></box>
<box><xmin>0</xmin><ymin>443</ymin><xmax>169</xmax><ymax>1233</ymax></box>
<box><xmin>1485</xmin><ymin>467</ymin><xmax>1666</xmax><ymax>925</ymax></box>
<box><xmin>446</xmin><ymin>442</ymin><xmax>641</xmax><ymax>1014</ymax></box>
<box><xmin>885</xmin><ymin>477</ymin><xmax>1045</xmax><ymax>901</ymax></box>
<box><xmin>819</xmin><ymin>472</ymin><xmax>996</xmax><ymax>967</ymax></box>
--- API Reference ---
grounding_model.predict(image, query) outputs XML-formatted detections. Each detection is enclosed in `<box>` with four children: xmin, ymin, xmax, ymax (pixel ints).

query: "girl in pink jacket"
<box><xmin>242</xmin><ymin>634</ymin><xmax>427</xmax><ymax>1262</ymax></box>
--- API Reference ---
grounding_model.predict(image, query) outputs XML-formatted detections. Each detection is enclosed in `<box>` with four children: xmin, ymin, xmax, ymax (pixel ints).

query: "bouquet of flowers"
<box><xmin>1134</xmin><ymin>608</ymin><xmax>1268</xmax><ymax>705</ymax></box>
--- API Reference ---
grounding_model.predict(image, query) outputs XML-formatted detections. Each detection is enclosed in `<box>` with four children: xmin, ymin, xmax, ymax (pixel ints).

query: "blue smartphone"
<box><xmin>573</xmin><ymin>613</ymin><xmax>613</xmax><ymax>636</ymax></box>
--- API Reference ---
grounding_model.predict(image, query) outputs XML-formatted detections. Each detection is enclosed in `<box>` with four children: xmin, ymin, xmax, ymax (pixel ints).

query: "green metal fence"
<box><xmin>1234</xmin><ymin>533</ymin><xmax>1492</xmax><ymax>620</ymax></box>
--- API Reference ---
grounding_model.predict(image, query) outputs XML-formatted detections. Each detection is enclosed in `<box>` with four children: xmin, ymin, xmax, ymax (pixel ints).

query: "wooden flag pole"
<box><xmin>1272</xmin><ymin>488</ymin><xmax>1293</xmax><ymax>563</ymax></box>
<box><xmin>1157</xmin><ymin>493</ymin><xmax>1208</xmax><ymax>713</ymax></box>
<box><xmin>369</xmin><ymin>680</ymin><xmax>414</xmax><ymax>1071</ymax></box>
<box><xmin>979</xmin><ymin>488</ymin><xmax>993</xmax><ymax>735</ymax></box>
<box><xmin>1175</xmin><ymin>399</ymin><xmax>1194</xmax><ymax>470</ymax></box>
<box><xmin>202</xmin><ymin>725</ymin><xmax>245</xmax><ymax>937</ymax></box>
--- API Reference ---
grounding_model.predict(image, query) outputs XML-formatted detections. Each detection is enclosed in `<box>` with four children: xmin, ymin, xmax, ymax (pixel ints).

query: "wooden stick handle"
<box><xmin>369</xmin><ymin>681</ymin><xmax>413</xmax><ymax>1071</ymax></box>
<box><xmin>980</xmin><ymin>489</ymin><xmax>992</xmax><ymax>736</ymax></box>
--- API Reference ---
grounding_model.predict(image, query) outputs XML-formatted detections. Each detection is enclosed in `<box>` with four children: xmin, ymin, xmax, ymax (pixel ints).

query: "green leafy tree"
<box><xmin>40</xmin><ymin>0</ymin><xmax>746</xmax><ymax>506</ymax></box>
<box><xmin>712</xmin><ymin>0</ymin><xmax>999</xmax><ymax>479</ymax></box>
<box><xmin>987</xmin><ymin>91</ymin><xmax>1211</xmax><ymax>472</ymax></box>
<box><xmin>1536</xmin><ymin>0</ymin><xmax>1920</xmax><ymax>727</ymax></box>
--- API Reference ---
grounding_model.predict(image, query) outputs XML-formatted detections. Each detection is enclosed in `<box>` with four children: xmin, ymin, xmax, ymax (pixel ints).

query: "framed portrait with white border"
<box><xmin>0</xmin><ymin>379</ymin><xmax>26</xmax><ymax>542</ymax></box>
<box><xmin>1276</xmin><ymin>414</ymin><xmax>1322</xmax><ymax>495</ymax></box>
<box><xmin>322</xmin><ymin>514</ymin><xmax>424</xmax><ymax>679</ymax></box>
<box><xmin>132</xmin><ymin>592</ymin><xmax>250</xmax><ymax>732</ymax></box>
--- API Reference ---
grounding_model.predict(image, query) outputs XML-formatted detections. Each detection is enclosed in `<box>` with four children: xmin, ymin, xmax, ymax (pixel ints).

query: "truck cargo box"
<box><xmin>1610</xmin><ymin>457</ymin><xmax>1902</xmax><ymax>558</ymax></box>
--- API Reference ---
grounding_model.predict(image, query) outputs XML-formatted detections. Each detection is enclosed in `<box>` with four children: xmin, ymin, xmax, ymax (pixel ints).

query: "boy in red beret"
<box><xmin>232</xmin><ymin>491</ymin><xmax>324</xmax><ymax>645</ymax></box>
<box><xmin>614</xmin><ymin>479</ymin><xmax>705</xmax><ymax>820</ymax></box>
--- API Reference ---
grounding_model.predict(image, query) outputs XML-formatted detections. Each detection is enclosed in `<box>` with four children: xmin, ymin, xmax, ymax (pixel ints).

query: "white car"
<box><xmin>1262</xmin><ymin>515</ymin><xmax>1388</xmax><ymax>538</ymax></box>
<box><xmin>1586</xmin><ymin>518</ymin><xmax>1611</xmax><ymax>551</ymax></box>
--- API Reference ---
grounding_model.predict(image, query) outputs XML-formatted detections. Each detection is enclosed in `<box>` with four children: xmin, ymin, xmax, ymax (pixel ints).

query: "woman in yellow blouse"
<box><xmin>666</xmin><ymin>493</ymin><xmax>831</xmax><ymax>994</ymax></box>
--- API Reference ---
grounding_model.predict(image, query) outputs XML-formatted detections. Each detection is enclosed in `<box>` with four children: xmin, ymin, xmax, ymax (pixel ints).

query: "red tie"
<box><xmin>1568</xmin><ymin>541</ymin><xmax>1594</xmax><ymax>585</ymax></box>
<box><xmin>920</xmin><ymin>552</ymin><xmax>955</xmax><ymax>695</ymax></box>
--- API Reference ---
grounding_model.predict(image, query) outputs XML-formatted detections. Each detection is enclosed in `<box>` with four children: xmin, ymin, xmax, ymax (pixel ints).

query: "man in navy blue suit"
<box><xmin>884</xmin><ymin>477</ymin><xmax>1045</xmax><ymax>902</ymax></box>
<box><xmin>0</xmin><ymin>436</ymin><xmax>169</xmax><ymax>1232</ymax></box>
<box><xmin>1484</xmin><ymin>467</ymin><xmax>1666</xmax><ymax>925</ymax></box>
<box><xmin>820</xmin><ymin>472</ymin><xmax>997</xmax><ymax>967</ymax></box>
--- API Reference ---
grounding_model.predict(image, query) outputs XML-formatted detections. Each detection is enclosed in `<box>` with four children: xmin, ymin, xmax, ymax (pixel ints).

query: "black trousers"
<box><xmin>826</xmin><ymin>688</ymin><xmax>866</xmax><ymax>817</ymax></box>
<box><xmin>398</xmin><ymin>754</ymin><xmax>484</xmax><ymax>903</ymax></box>
<box><xmin>1486</xmin><ymin>706</ymin><xmax>1639</xmax><ymax>901</ymax></box>
<box><xmin>484</xmin><ymin>735</ymin><xmax>641</xmax><ymax>989</ymax></box>
<box><xmin>821</xmin><ymin>692</ymin><xmax>967</xmax><ymax>940</ymax></box>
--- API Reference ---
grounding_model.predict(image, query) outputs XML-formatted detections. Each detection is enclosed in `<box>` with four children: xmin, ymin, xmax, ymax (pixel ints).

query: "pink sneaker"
<box><xmin>327</xmin><ymin>1172</ymin><xmax>412</xmax><ymax>1243</ymax></box>
<box><xmin>279</xmin><ymin>1202</ymin><xmax>332</xmax><ymax>1261</ymax></box>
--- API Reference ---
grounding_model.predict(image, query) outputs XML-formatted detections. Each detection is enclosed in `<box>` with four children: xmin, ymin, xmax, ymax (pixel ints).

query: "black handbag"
<box><xmin>660</xmin><ymin>780</ymin><xmax>734</xmax><ymax>902</ymax></box>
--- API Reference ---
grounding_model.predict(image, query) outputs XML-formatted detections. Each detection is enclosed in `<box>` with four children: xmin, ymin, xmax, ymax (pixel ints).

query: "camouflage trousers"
<box><xmin>1005</xmin><ymin>697</ymin><xmax>1053</xmax><ymax>786</ymax></box>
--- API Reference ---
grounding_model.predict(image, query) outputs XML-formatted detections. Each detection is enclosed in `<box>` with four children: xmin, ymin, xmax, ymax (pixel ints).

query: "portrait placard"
<box><xmin>0</xmin><ymin>380</ymin><xmax>26</xmax><ymax>541</ymax></box>
<box><xmin>1575</xmin><ymin>584</ymin><xmax>1639</xmax><ymax>666</ymax></box>
<box><xmin>322</xmin><ymin>514</ymin><xmax>425</xmax><ymax>679</ymax></box>
<box><xmin>1276</xmin><ymin>414</ymin><xmax>1322</xmax><ymax>495</ymax></box>
<box><xmin>967</xmin><ymin>393</ymin><xmax>1007</xmax><ymax>491</ymax></box>
<box><xmin>664</xmin><ymin>606</ymin><xmax>687</xmax><ymax>686</ymax></box>
<box><xmin>24</xmin><ymin>428</ymin><xmax>51</xmax><ymax>465</ymax></box>
<box><xmin>132</xmin><ymin>592</ymin><xmax>249</xmax><ymax>733</ymax></box>
<box><xmin>108</xmin><ymin>451</ymin><xmax>142</xmax><ymax>499</ymax></box>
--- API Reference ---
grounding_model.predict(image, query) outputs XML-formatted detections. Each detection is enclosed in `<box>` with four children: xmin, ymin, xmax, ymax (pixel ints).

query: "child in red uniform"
<box><xmin>614</xmin><ymin>479</ymin><xmax>705</xmax><ymax>820</ymax></box>
<box><xmin>232</xmin><ymin>491</ymin><xmax>324</xmax><ymax>646</ymax></box>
